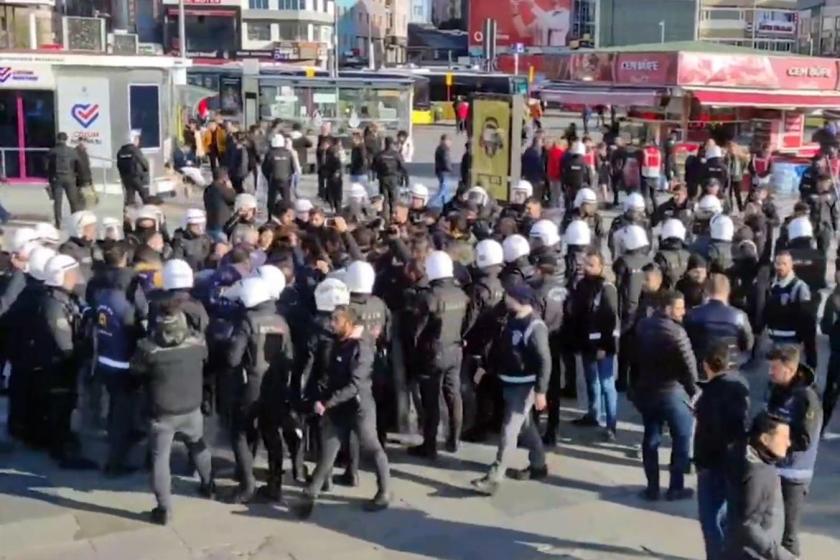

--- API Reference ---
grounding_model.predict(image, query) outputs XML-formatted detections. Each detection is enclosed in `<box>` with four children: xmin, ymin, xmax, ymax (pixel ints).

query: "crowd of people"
<box><xmin>3</xmin><ymin>114</ymin><xmax>840</xmax><ymax>560</ymax></box>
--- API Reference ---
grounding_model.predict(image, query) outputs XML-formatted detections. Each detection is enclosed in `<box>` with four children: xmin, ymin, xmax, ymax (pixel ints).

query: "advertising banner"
<box><xmin>678</xmin><ymin>53</ymin><xmax>840</xmax><ymax>91</ymax></box>
<box><xmin>471</xmin><ymin>98</ymin><xmax>512</xmax><ymax>201</ymax></box>
<box><xmin>0</xmin><ymin>64</ymin><xmax>55</xmax><ymax>90</ymax></box>
<box><xmin>614</xmin><ymin>53</ymin><xmax>677</xmax><ymax>85</ymax></box>
<box><xmin>469</xmin><ymin>0</ymin><xmax>572</xmax><ymax>48</ymax></box>
<box><xmin>56</xmin><ymin>76</ymin><xmax>112</xmax><ymax>168</ymax></box>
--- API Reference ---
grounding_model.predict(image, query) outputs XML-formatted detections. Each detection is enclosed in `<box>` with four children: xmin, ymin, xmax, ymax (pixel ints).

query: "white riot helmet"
<box><xmin>349</xmin><ymin>183</ymin><xmax>368</xmax><ymax>202</ymax></box>
<box><xmin>475</xmin><ymin>239</ymin><xmax>504</xmax><ymax>269</ymax></box>
<box><xmin>623</xmin><ymin>192</ymin><xmax>646</xmax><ymax>213</ymax></box>
<box><xmin>162</xmin><ymin>259</ymin><xmax>194</xmax><ymax>291</ymax></box>
<box><xmin>466</xmin><ymin>186</ymin><xmax>489</xmax><ymax>207</ymax></box>
<box><xmin>234</xmin><ymin>193</ymin><xmax>258</xmax><ymax>212</ymax></box>
<box><xmin>705</xmin><ymin>144</ymin><xmax>722</xmax><ymax>159</ymax></box>
<box><xmin>184</xmin><ymin>208</ymin><xmax>207</xmax><ymax>228</ymax></box>
<box><xmin>410</xmin><ymin>184</ymin><xmax>429</xmax><ymax>205</ymax></box>
<box><xmin>621</xmin><ymin>225</ymin><xmax>649</xmax><ymax>252</ymax></box>
<box><xmin>344</xmin><ymin>260</ymin><xmax>376</xmax><ymax>294</ymax></box>
<box><xmin>660</xmin><ymin>218</ymin><xmax>687</xmax><ymax>242</ymax></box>
<box><xmin>295</xmin><ymin>199</ymin><xmax>313</xmax><ymax>221</ymax></box>
<box><xmin>564</xmin><ymin>219</ymin><xmax>592</xmax><ymax>246</ymax></box>
<box><xmin>257</xmin><ymin>265</ymin><xmax>287</xmax><ymax>300</ymax></box>
<box><xmin>101</xmin><ymin>217</ymin><xmax>123</xmax><ymax>240</ymax></box>
<box><xmin>34</xmin><ymin>223</ymin><xmax>61</xmax><ymax>246</ymax></box>
<box><xmin>425</xmin><ymin>250</ymin><xmax>454</xmax><ymax>281</ymax></box>
<box><xmin>136</xmin><ymin>205</ymin><xmax>162</xmax><ymax>229</ymax></box>
<box><xmin>573</xmin><ymin>188</ymin><xmax>598</xmax><ymax>209</ymax></box>
<box><xmin>270</xmin><ymin>134</ymin><xmax>285</xmax><ymax>149</ymax></box>
<box><xmin>710</xmin><ymin>214</ymin><xmax>734</xmax><ymax>242</ymax></box>
<box><xmin>571</xmin><ymin>141</ymin><xmax>587</xmax><ymax>156</ymax></box>
<box><xmin>69</xmin><ymin>210</ymin><xmax>97</xmax><ymax>237</ymax></box>
<box><xmin>9</xmin><ymin>227</ymin><xmax>38</xmax><ymax>254</ymax></box>
<box><xmin>43</xmin><ymin>254</ymin><xmax>79</xmax><ymax>288</ymax></box>
<box><xmin>314</xmin><ymin>278</ymin><xmax>351</xmax><ymax>312</ymax></box>
<box><xmin>502</xmin><ymin>234</ymin><xmax>530</xmax><ymax>263</ymax></box>
<box><xmin>529</xmin><ymin>219</ymin><xmax>561</xmax><ymax>247</ymax></box>
<box><xmin>238</xmin><ymin>277</ymin><xmax>272</xmax><ymax>309</ymax></box>
<box><xmin>28</xmin><ymin>247</ymin><xmax>57</xmax><ymax>281</ymax></box>
<box><xmin>512</xmin><ymin>179</ymin><xmax>533</xmax><ymax>198</ymax></box>
<box><xmin>697</xmin><ymin>195</ymin><xmax>723</xmax><ymax>215</ymax></box>
<box><xmin>788</xmin><ymin>216</ymin><xmax>814</xmax><ymax>240</ymax></box>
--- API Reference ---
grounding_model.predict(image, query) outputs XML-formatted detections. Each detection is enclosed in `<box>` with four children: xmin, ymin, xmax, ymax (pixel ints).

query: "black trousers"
<box><xmin>267</xmin><ymin>179</ymin><xmax>291</xmax><ymax>212</ymax></box>
<box><xmin>544</xmin><ymin>336</ymin><xmax>567</xmax><ymax>433</ymax></box>
<box><xmin>418</xmin><ymin>348</ymin><xmax>463</xmax><ymax>450</ymax></box>
<box><xmin>51</xmin><ymin>178</ymin><xmax>83</xmax><ymax>228</ymax></box>
<box><xmin>259</xmin><ymin>403</ymin><xmax>304</xmax><ymax>488</ymax></box>
<box><xmin>823</xmin><ymin>350</ymin><xmax>840</xmax><ymax>432</ymax></box>
<box><xmin>123</xmin><ymin>180</ymin><xmax>152</xmax><ymax>208</ymax></box>
<box><xmin>230</xmin><ymin>398</ymin><xmax>261</xmax><ymax>491</ymax></box>
<box><xmin>781</xmin><ymin>478</ymin><xmax>810</xmax><ymax>557</ymax></box>
<box><xmin>381</xmin><ymin>181</ymin><xmax>399</xmax><ymax>217</ymax></box>
<box><xmin>317</xmin><ymin>171</ymin><xmax>328</xmax><ymax>199</ymax></box>
<box><xmin>325</xmin><ymin>178</ymin><xmax>343</xmax><ymax>212</ymax></box>
<box><xmin>46</xmin><ymin>369</ymin><xmax>80</xmax><ymax>461</ymax></box>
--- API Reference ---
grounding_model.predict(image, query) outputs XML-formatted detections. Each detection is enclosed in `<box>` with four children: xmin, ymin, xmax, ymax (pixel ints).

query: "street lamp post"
<box><xmin>659</xmin><ymin>20</ymin><xmax>665</xmax><ymax>44</ymax></box>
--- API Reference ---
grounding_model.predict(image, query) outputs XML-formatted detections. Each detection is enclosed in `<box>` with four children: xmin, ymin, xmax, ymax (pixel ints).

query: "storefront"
<box><xmin>0</xmin><ymin>51</ymin><xmax>189</xmax><ymax>187</ymax></box>
<box><xmin>536</xmin><ymin>44</ymin><xmax>840</xmax><ymax>154</ymax></box>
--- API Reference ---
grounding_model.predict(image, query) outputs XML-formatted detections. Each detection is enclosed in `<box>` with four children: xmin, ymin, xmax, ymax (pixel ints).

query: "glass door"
<box><xmin>0</xmin><ymin>90</ymin><xmax>54</xmax><ymax>180</ymax></box>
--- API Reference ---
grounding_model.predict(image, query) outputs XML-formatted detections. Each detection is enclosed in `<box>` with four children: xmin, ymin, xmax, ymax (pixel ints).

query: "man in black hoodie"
<box><xmin>694</xmin><ymin>341</ymin><xmax>750</xmax><ymax>560</ymax></box>
<box><xmin>724</xmin><ymin>413</ymin><xmax>796</xmax><ymax>560</ymax></box>
<box><xmin>131</xmin><ymin>302</ymin><xmax>213</xmax><ymax>526</ymax></box>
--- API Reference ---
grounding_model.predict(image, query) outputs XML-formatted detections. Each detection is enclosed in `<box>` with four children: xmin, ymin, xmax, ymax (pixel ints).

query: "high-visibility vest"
<box><xmin>642</xmin><ymin>146</ymin><xmax>661</xmax><ymax>178</ymax></box>
<box><xmin>753</xmin><ymin>156</ymin><xmax>771</xmax><ymax>176</ymax></box>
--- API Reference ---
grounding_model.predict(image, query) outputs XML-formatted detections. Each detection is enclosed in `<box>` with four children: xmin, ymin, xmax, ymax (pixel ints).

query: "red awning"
<box><xmin>537</xmin><ymin>86</ymin><xmax>664</xmax><ymax>107</ymax></box>
<box><xmin>165</xmin><ymin>7</ymin><xmax>237</xmax><ymax>17</ymax></box>
<box><xmin>690</xmin><ymin>88</ymin><xmax>840</xmax><ymax>108</ymax></box>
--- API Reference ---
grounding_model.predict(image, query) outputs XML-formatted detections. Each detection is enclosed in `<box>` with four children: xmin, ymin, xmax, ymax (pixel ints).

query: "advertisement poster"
<box><xmin>471</xmin><ymin>98</ymin><xmax>511</xmax><ymax>201</ymax></box>
<box><xmin>469</xmin><ymin>0</ymin><xmax>571</xmax><ymax>48</ymax></box>
<box><xmin>678</xmin><ymin>53</ymin><xmax>840</xmax><ymax>91</ymax></box>
<box><xmin>56</xmin><ymin>76</ymin><xmax>112</xmax><ymax>168</ymax></box>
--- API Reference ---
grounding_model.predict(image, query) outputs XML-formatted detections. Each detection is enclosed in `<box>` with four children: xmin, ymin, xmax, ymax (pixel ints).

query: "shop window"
<box><xmin>129</xmin><ymin>84</ymin><xmax>161</xmax><ymax>150</ymax></box>
<box><xmin>276</xmin><ymin>21</ymin><xmax>307</xmax><ymax>41</ymax></box>
<box><xmin>247</xmin><ymin>22</ymin><xmax>271</xmax><ymax>41</ymax></box>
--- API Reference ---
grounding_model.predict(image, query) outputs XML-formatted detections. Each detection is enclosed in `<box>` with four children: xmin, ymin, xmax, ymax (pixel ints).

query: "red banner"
<box><xmin>614</xmin><ymin>53</ymin><xmax>677</xmax><ymax>85</ymax></box>
<box><xmin>678</xmin><ymin>53</ymin><xmax>840</xmax><ymax>91</ymax></box>
<box><xmin>469</xmin><ymin>0</ymin><xmax>572</xmax><ymax>48</ymax></box>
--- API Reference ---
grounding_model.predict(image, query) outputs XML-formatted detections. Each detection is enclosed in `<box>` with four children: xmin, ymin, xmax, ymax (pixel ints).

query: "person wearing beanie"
<box><xmin>471</xmin><ymin>281</ymin><xmax>551</xmax><ymax>496</ymax></box>
<box><xmin>676</xmin><ymin>253</ymin><xmax>709</xmax><ymax>310</ymax></box>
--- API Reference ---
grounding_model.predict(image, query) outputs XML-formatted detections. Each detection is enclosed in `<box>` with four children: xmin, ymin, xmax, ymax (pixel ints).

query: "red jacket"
<box><xmin>547</xmin><ymin>147</ymin><xmax>565</xmax><ymax>181</ymax></box>
<box><xmin>456</xmin><ymin>102</ymin><xmax>469</xmax><ymax>120</ymax></box>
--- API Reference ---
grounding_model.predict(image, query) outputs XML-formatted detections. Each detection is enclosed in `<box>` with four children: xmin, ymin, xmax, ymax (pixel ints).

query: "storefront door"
<box><xmin>0</xmin><ymin>90</ymin><xmax>55</xmax><ymax>181</ymax></box>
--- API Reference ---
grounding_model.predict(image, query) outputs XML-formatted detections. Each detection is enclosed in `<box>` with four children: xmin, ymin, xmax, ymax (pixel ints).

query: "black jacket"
<box><xmin>434</xmin><ymin>144</ymin><xmax>453</xmax><ymax>175</ymax></box>
<box><xmin>203</xmin><ymin>180</ymin><xmax>237</xmax><ymax>231</ymax></box>
<box><xmin>116</xmin><ymin>143</ymin><xmax>149</xmax><ymax>186</ymax></box>
<box><xmin>694</xmin><ymin>371</ymin><xmax>750</xmax><ymax>470</ymax></box>
<box><xmin>47</xmin><ymin>142</ymin><xmax>79</xmax><ymax>182</ymax></box>
<box><xmin>350</xmin><ymin>144</ymin><xmax>369</xmax><ymax>176</ymax></box>
<box><xmin>567</xmin><ymin>275</ymin><xmax>618</xmax><ymax>355</ymax></box>
<box><xmin>684</xmin><ymin>299</ymin><xmax>754</xmax><ymax>371</ymax></box>
<box><xmin>75</xmin><ymin>146</ymin><xmax>93</xmax><ymax>186</ymax></box>
<box><xmin>633</xmin><ymin>311</ymin><xmax>698</xmax><ymax>398</ymax></box>
<box><xmin>319</xmin><ymin>333</ymin><xmax>376</xmax><ymax>414</ymax></box>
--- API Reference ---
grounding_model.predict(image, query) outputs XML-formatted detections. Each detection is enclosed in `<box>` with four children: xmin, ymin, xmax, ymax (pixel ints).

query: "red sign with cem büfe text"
<box><xmin>678</xmin><ymin>52</ymin><xmax>840</xmax><ymax>91</ymax></box>
<box><xmin>614</xmin><ymin>53</ymin><xmax>676</xmax><ymax>85</ymax></box>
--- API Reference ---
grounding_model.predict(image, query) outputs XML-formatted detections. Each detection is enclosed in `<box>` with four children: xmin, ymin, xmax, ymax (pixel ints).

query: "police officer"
<box><xmin>763</xmin><ymin>251</ymin><xmax>817</xmax><ymax>369</ymax></box>
<box><xmin>408</xmin><ymin>251</ymin><xmax>469</xmax><ymax>458</ymax></box>
<box><xmin>171</xmin><ymin>209</ymin><xmax>213</xmax><ymax>272</ymax></box>
<box><xmin>563</xmin><ymin>187</ymin><xmax>605</xmax><ymax>249</ymax></box>
<box><xmin>89</xmin><ymin>242</ymin><xmax>148</xmax><ymax>476</ymax></box>
<box><xmin>500</xmin><ymin>180</ymin><xmax>533</xmax><ymax>227</ymax></box>
<box><xmin>608</xmin><ymin>193</ymin><xmax>650</xmax><ymax>258</ymax></box>
<box><xmin>528</xmin><ymin>219</ymin><xmax>563</xmax><ymax>270</ymax></box>
<box><xmin>562</xmin><ymin>141</ymin><xmax>591</xmax><ymax>210</ymax></box>
<box><xmin>654</xmin><ymin>219</ymin><xmax>691</xmax><ymax>289</ymax></box>
<box><xmin>707</xmin><ymin>214</ymin><xmax>735</xmax><ymax>275</ymax></box>
<box><xmin>46</xmin><ymin>132</ymin><xmax>82</xmax><ymax>228</ymax></box>
<box><xmin>613</xmin><ymin>225</ymin><xmax>651</xmax><ymax>392</ymax></box>
<box><xmin>299</xmin><ymin>305</ymin><xmax>391</xmax><ymax>517</ymax></box>
<box><xmin>785</xmin><ymin>216</ymin><xmax>827</xmax><ymax>293</ymax></box>
<box><xmin>225</xmin><ymin>277</ymin><xmax>294</xmax><ymax>503</ymax></box>
<box><xmin>691</xmin><ymin>194</ymin><xmax>724</xmax><ymax>249</ymax></box>
<box><xmin>117</xmin><ymin>130</ymin><xmax>152</xmax><ymax>208</ymax></box>
<box><xmin>462</xmin><ymin>239</ymin><xmax>506</xmax><ymax>442</ymax></box>
<box><xmin>804</xmin><ymin>174</ymin><xmax>838</xmax><ymax>253</ymax></box>
<box><xmin>39</xmin><ymin>254</ymin><xmax>97</xmax><ymax>468</ymax></box>
<box><xmin>130</xmin><ymin>301</ymin><xmax>214</xmax><ymax>526</ymax></box>
<box><xmin>408</xmin><ymin>184</ymin><xmax>430</xmax><ymax>225</ymax></box>
<box><xmin>652</xmin><ymin>183</ymin><xmax>694</xmax><ymax>233</ymax></box>
<box><xmin>345</xmin><ymin>261</ymin><xmax>391</xmax><ymax>447</ymax></box>
<box><xmin>149</xmin><ymin>259</ymin><xmax>208</xmax><ymax>338</ymax></box>
<box><xmin>684</xmin><ymin>273</ymin><xmax>754</xmax><ymax>375</ymax></box>
<box><xmin>373</xmin><ymin>136</ymin><xmax>408</xmax><ymax>215</ymax></box>
<box><xmin>59</xmin><ymin>210</ymin><xmax>98</xmax><ymax>282</ymax></box>
<box><xmin>262</xmin><ymin>134</ymin><xmax>295</xmax><ymax>210</ymax></box>
<box><xmin>500</xmin><ymin>234</ymin><xmax>535</xmax><ymax>288</ymax></box>
<box><xmin>703</xmin><ymin>145</ymin><xmax>729</xmax><ymax>193</ymax></box>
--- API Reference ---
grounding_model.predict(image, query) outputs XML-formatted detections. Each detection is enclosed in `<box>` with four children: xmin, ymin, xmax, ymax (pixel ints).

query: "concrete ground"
<box><xmin>1</xmin><ymin>116</ymin><xmax>839</xmax><ymax>560</ymax></box>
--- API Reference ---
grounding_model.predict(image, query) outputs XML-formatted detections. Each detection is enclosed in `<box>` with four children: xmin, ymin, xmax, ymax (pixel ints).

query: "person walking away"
<box><xmin>75</xmin><ymin>139</ymin><xmax>96</xmax><ymax>209</ymax></box>
<box><xmin>227</xmin><ymin>132</ymin><xmax>250</xmax><ymax>194</ymax></box>
<box><xmin>408</xmin><ymin>251</ymin><xmax>469</xmax><ymax>459</ymax></box>
<box><xmin>262</xmin><ymin>134</ymin><xmax>294</xmax><ymax>211</ymax></box>
<box><xmin>546</xmin><ymin>139</ymin><xmax>566</xmax><ymax>208</ymax></box>
<box><xmin>693</xmin><ymin>342</ymin><xmax>750</xmax><ymax>560</ymax></box>
<box><xmin>522</xmin><ymin>134</ymin><xmax>548</xmax><ymax>203</ymax></box>
<box><xmin>316</xmin><ymin>123</ymin><xmax>333</xmax><ymax>200</ymax></box>
<box><xmin>633</xmin><ymin>290</ymin><xmax>698</xmax><ymax>501</ymax></box>
<box><xmin>723</xmin><ymin>413</ymin><xmax>796</xmax><ymax>560</ymax></box>
<box><xmin>663</xmin><ymin>130</ymin><xmax>679</xmax><ymax>191</ymax></box>
<box><xmin>456</xmin><ymin>98</ymin><xmax>470</xmax><ymax>134</ymax></box>
<box><xmin>131</xmin><ymin>301</ymin><xmax>214</xmax><ymax>525</ymax></box>
<box><xmin>203</xmin><ymin>168</ymin><xmax>237</xmax><ymax>242</ymax></box>
<box><xmin>373</xmin><ymin>137</ymin><xmax>408</xmax><ymax>217</ymax></box>
<box><xmin>641</xmin><ymin>140</ymin><xmax>662</xmax><ymax>210</ymax></box>
<box><xmin>298</xmin><ymin>305</ymin><xmax>392</xmax><ymax>517</ymax></box>
<box><xmin>765</xmin><ymin>344</ymin><xmax>823</xmax><ymax>558</ymax></box>
<box><xmin>471</xmin><ymin>282</ymin><xmax>550</xmax><ymax>496</ymax></box>
<box><xmin>432</xmin><ymin>134</ymin><xmax>455</xmax><ymax>209</ymax></box>
<box><xmin>323</xmin><ymin>140</ymin><xmax>344</xmax><ymax>213</ymax></box>
<box><xmin>47</xmin><ymin>132</ymin><xmax>82</xmax><ymax>228</ymax></box>
<box><xmin>117</xmin><ymin>130</ymin><xmax>152</xmax><ymax>208</ymax></box>
<box><xmin>350</xmin><ymin>132</ymin><xmax>370</xmax><ymax>196</ymax></box>
<box><xmin>530</xmin><ymin>99</ymin><xmax>544</xmax><ymax>131</ymax></box>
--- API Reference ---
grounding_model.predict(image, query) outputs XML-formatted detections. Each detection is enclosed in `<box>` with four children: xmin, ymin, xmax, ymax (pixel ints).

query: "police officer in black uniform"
<box><xmin>171</xmin><ymin>209</ymin><xmax>213</xmax><ymax>272</ymax></box>
<box><xmin>225</xmin><ymin>277</ymin><xmax>294</xmax><ymax>503</ymax></box>
<box><xmin>655</xmin><ymin>219</ymin><xmax>691</xmax><ymax>289</ymax></box>
<box><xmin>408</xmin><ymin>251</ymin><xmax>469</xmax><ymax>458</ymax></box>
<box><xmin>59</xmin><ymin>211</ymin><xmax>99</xmax><ymax>282</ymax></box>
<box><xmin>613</xmin><ymin>225</ymin><xmax>652</xmax><ymax>391</ymax></box>
<box><xmin>262</xmin><ymin>134</ymin><xmax>295</xmax><ymax>210</ymax></box>
<box><xmin>46</xmin><ymin>132</ymin><xmax>82</xmax><ymax>228</ymax></box>
<box><xmin>804</xmin><ymin>174</ymin><xmax>839</xmax><ymax>253</ymax></box>
<box><xmin>762</xmin><ymin>251</ymin><xmax>817</xmax><ymax>369</ymax></box>
<box><xmin>116</xmin><ymin>130</ymin><xmax>152</xmax><ymax>208</ymax></box>
<box><xmin>373</xmin><ymin>137</ymin><xmax>408</xmax><ymax>216</ymax></box>
<box><xmin>785</xmin><ymin>216</ymin><xmax>827</xmax><ymax>293</ymax></box>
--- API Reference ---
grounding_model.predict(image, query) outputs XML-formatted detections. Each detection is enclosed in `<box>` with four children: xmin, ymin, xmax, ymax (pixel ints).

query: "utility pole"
<box><xmin>178</xmin><ymin>0</ymin><xmax>187</xmax><ymax>60</ymax></box>
<box><xmin>659</xmin><ymin>20</ymin><xmax>665</xmax><ymax>43</ymax></box>
<box><xmin>368</xmin><ymin>2</ymin><xmax>375</xmax><ymax>70</ymax></box>
<box><xmin>332</xmin><ymin>0</ymin><xmax>339</xmax><ymax>77</ymax></box>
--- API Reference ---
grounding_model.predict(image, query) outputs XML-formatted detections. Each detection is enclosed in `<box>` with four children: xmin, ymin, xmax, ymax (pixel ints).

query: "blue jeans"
<box><xmin>430</xmin><ymin>172</ymin><xmax>454</xmax><ymax>208</ymax></box>
<box><xmin>638</xmin><ymin>389</ymin><xmax>693</xmax><ymax>493</ymax></box>
<box><xmin>697</xmin><ymin>467</ymin><xmax>728</xmax><ymax>560</ymax></box>
<box><xmin>582</xmin><ymin>353</ymin><xmax>617</xmax><ymax>431</ymax></box>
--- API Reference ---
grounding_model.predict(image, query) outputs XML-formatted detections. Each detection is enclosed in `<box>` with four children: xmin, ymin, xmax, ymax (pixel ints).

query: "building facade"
<box><xmin>409</xmin><ymin>0</ymin><xmax>431</xmax><ymax>24</ymax></box>
<box><xmin>336</xmin><ymin>0</ymin><xmax>408</xmax><ymax>65</ymax></box>
<box><xmin>797</xmin><ymin>0</ymin><xmax>840</xmax><ymax>56</ymax></box>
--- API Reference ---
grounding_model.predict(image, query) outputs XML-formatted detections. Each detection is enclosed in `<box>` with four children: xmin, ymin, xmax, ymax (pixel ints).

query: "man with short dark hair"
<box><xmin>47</xmin><ymin>132</ymin><xmax>82</xmax><ymax>227</ymax></box>
<box><xmin>633</xmin><ymin>290</ymin><xmax>698</xmax><ymax>501</ymax></box>
<box><xmin>694</xmin><ymin>341</ymin><xmax>750</xmax><ymax>560</ymax></box>
<box><xmin>766</xmin><ymin>344</ymin><xmax>823</xmax><ymax>557</ymax></box>
<box><xmin>764</xmin><ymin>251</ymin><xmax>816</xmax><ymax>369</ymax></box>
